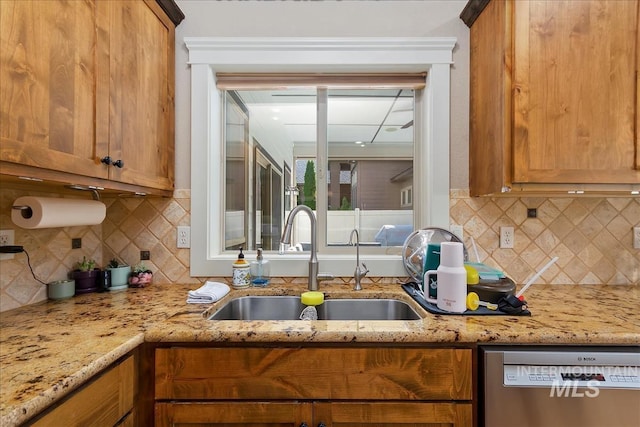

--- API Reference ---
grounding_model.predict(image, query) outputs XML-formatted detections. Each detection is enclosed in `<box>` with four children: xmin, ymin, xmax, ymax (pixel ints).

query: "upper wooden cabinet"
<box><xmin>0</xmin><ymin>1</ymin><xmax>105</xmax><ymax>179</ymax></box>
<box><xmin>0</xmin><ymin>0</ymin><xmax>182</xmax><ymax>196</ymax></box>
<box><xmin>463</xmin><ymin>0</ymin><xmax>640</xmax><ymax>196</ymax></box>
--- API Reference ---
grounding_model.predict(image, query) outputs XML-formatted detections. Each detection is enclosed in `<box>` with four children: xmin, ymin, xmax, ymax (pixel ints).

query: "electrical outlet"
<box><xmin>177</xmin><ymin>226</ymin><xmax>191</xmax><ymax>248</ymax></box>
<box><xmin>0</xmin><ymin>230</ymin><xmax>15</xmax><ymax>260</ymax></box>
<box><xmin>140</xmin><ymin>250</ymin><xmax>150</xmax><ymax>260</ymax></box>
<box><xmin>634</xmin><ymin>226</ymin><xmax>640</xmax><ymax>249</ymax></box>
<box><xmin>500</xmin><ymin>226</ymin><xmax>514</xmax><ymax>249</ymax></box>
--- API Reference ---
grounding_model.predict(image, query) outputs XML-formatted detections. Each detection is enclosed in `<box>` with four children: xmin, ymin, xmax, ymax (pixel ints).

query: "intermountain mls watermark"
<box><xmin>550</xmin><ymin>379</ymin><xmax>600</xmax><ymax>398</ymax></box>
<box><xmin>511</xmin><ymin>365</ymin><xmax>639</xmax><ymax>398</ymax></box>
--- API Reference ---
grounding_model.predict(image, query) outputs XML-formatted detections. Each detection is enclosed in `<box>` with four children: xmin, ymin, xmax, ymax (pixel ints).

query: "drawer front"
<box><xmin>155</xmin><ymin>347</ymin><xmax>472</xmax><ymax>401</ymax></box>
<box><xmin>30</xmin><ymin>354</ymin><xmax>136</xmax><ymax>427</ymax></box>
<box><xmin>155</xmin><ymin>402</ymin><xmax>313</xmax><ymax>427</ymax></box>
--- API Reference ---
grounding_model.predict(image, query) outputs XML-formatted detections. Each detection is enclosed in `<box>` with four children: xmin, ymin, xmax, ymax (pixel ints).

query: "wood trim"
<box><xmin>155</xmin><ymin>0</ymin><xmax>184</xmax><ymax>26</ymax></box>
<box><xmin>636</xmin><ymin>0</ymin><xmax>640</xmax><ymax>171</ymax></box>
<box><xmin>460</xmin><ymin>0</ymin><xmax>491</xmax><ymax>28</ymax></box>
<box><xmin>0</xmin><ymin>164</ymin><xmax>173</xmax><ymax>197</ymax></box>
<box><xmin>137</xmin><ymin>344</ymin><xmax>156</xmax><ymax>427</ymax></box>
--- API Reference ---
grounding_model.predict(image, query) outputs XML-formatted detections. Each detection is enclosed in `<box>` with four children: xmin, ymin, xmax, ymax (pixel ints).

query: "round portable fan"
<box><xmin>401</xmin><ymin>227</ymin><xmax>467</xmax><ymax>282</ymax></box>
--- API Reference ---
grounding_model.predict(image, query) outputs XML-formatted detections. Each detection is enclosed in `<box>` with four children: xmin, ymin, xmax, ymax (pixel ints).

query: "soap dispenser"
<box><xmin>232</xmin><ymin>248</ymin><xmax>250</xmax><ymax>289</ymax></box>
<box><xmin>250</xmin><ymin>248</ymin><xmax>270</xmax><ymax>287</ymax></box>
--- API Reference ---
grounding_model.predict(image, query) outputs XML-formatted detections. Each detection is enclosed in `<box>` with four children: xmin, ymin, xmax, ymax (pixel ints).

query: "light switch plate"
<box><xmin>634</xmin><ymin>226</ymin><xmax>640</xmax><ymax>249</ymax></box>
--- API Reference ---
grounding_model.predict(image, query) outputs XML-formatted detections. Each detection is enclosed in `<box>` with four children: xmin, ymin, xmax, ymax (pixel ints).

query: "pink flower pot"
<box><xmin>128</xmin><ymin>271</ymin><xmax>152</xmax><ymax>288</ymax></box>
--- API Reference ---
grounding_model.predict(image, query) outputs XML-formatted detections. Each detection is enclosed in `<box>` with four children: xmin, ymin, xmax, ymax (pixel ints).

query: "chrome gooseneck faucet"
<box><xmin>349</xmin><ymin>229</ymin><xmax>369</xmax><ymax>291</ymax></box>
<box><xmin>281</xmin><ymin>205</ymin><xmax>326</xmax><ymax>291</ymax></box>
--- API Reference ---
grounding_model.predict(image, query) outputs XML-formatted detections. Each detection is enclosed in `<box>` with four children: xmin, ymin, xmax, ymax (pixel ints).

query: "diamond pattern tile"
<box><xmin>451</xmin><ymin>191</ymin><xmax>640</xmax><ymax>285</ymax></box>
<box><xmin>1</xmin><ymin>187</ymin><xmax>639</xmax><ymax>312</ymax></box>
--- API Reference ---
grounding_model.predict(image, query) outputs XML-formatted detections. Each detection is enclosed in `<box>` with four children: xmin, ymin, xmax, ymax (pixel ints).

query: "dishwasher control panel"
<box><xmin>504</xmin><ymin>364</ymin><xmax>640</xmax><ymax>389</ymax></box>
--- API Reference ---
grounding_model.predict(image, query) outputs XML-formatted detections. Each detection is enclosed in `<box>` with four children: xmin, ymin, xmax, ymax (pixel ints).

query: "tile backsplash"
<box><xmin>450</xmin><ymin>190</ymin><xmax>639</xmax><ymax>285</ymax></box>
<box><xmin>1</xmin><ymin>187</ymin><xmax>638</xmax><ymax>312</ymax></box>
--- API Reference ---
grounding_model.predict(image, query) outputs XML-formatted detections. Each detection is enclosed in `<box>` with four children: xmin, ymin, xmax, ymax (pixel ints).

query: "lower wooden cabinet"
<box><xmin>28</xmin><ymin>354</ymin><xmax>136</xmax><ymax>427</ymax></box>
<box><xmin>155</xmin><ymin>401</ymin><xmax>472</xmax><ymax>427</ymax></box>
<box><xmin>154</xmin><ymin>347</ymin><xmax>473</xmax><ymax>427</ymax></box>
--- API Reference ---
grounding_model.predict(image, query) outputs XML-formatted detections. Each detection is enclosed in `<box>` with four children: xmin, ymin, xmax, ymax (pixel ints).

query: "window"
<box><xmin>186</xmin><ymin>37</ymin><xmax>456</xmax><ymax>278</ymax></box>
<box><xmin>401</xmin><ymin>186</ymin><xmax>413</xmax><ymax>208</ymax></box>
<box><xmin>222</xmin><ymin>86</ymin><xmax>416</xmax><ymax>252</ymax></box>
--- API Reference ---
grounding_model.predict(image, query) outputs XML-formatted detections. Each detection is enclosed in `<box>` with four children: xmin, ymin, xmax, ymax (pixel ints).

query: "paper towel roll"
<box><xmin>11</xmin><ymin>197</ymin><xmax>106</xmax><ymax>229</ymax></box>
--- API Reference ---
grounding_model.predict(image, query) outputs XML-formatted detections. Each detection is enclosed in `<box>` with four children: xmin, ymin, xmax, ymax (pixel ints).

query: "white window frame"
<box><xmin>186</xmin><ymin>37</ymin><xmax>456</xmax><ymax>278</ymax></box>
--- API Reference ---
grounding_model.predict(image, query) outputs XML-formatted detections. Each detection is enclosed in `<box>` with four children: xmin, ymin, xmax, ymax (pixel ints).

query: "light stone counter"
<box><xmin>1</xmin><ymin>282</ymin><xmax>638</xmax><ymax>425</ymax></box>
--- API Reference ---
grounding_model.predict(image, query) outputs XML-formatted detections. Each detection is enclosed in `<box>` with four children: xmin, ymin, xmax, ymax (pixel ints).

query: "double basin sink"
<box><xmin>208</xmin><ymin>295</ymin><xmax>422</xmax><ymax>321</ymax></box>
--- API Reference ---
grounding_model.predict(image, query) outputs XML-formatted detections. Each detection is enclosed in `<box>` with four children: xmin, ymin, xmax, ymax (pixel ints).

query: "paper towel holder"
<box><xmin>64</xmin><ymin>184</ymin><xmax>102</xmax><ymax>201</ymax></box>
<box><xmin>12</xmin><ymin>185</ymin><xmax>102</xmax><ymax>215</ymax></box>
<box><xmin>11</xmin><ymin>205</ymin><xmax>32</xmax><ymax>219</ymax></box>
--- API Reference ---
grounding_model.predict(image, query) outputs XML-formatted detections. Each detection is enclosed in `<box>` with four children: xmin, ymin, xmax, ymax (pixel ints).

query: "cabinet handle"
<box><xmin>100</xmin><ymin>156</ymin><xmax>113</xmax><ymax>166</ymax></box>
<box><xmin>299</xmin><ymin>423</ymin><xmax>308</xmax><ymax>427</ymax></box>
<box><xmin>317</xmin><ymin>423</ymin><xmax>326</xmax><ymax>427</ymax></box>
<box><xmin>100</xmin><ymin>156</ymin><xmax>124</xmax><ymax>168</ymax></box>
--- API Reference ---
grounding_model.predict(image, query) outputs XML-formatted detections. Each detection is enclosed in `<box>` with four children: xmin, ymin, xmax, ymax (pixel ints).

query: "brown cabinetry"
<box><xmin>0</xmin><ymin>0</ymin><xmax>105</xmax><ymax>180</ymax></box>
<box><xmin>28</xmin><ymin>354</ymin><xmax>136</xmax><ymax>427</ymax></box>
<box><xmin>464</xmin><ymin>0</ymin><xmax>640</xmax><ymax>195</ymax></box>
<box><xmin>0</xmin><ymin>0</ymin><xmax>178</xmax><ymax>196</ymax></box>
<box><xmin>154</xmin><ymin>347</ymin><xmax>473</xmax><ymax>427</ymax></box>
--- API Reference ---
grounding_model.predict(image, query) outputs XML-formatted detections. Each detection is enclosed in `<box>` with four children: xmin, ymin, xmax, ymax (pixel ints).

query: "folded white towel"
<box><xmin>187</xmin><ymin>281</ymin><xmax>230</xmax><ymax>304</ymax></box>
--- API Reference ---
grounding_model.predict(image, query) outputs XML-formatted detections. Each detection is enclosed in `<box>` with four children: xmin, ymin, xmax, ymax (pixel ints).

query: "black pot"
<box><xmin>72</xmin><ymin>268</ymin><xmax>99</xmax><ymax>294</ymax></box>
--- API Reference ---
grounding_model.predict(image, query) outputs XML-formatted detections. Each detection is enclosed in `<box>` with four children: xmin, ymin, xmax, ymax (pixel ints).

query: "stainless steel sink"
<box><xmin>207</xmin><ymin>296</ymin><xmax>422</xmax><ymax>321</ymax></box>
<box><xmin>318</xmin><ymin>299</ymin><xmax>422</xmax><ymax>320</ymax></box>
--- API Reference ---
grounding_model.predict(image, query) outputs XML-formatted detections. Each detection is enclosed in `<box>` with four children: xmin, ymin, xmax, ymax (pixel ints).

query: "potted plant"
<box><xmin>107</xmin><ymin>258</ymin><xmax>131</xmax><ymax>291</ymax></box>
<box><xmin>128</xmin><ymin>262</ymin><xmax>152</xmax><ymax>288</ymax></box>
<box><xmin>71</xmin><ymin>256</ymin><xmax>99</xmax><ymax>294</ymax></box>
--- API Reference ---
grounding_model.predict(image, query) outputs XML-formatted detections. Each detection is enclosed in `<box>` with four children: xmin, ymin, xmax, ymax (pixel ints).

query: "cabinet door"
<box><xmin>512</xmin><ymin>0</ymin><xmax>640</xmax><ymax>185</ymax></box>
<box><xmin>155</xmin><ymin>402</ymin><xmax>313</xmax><ymax>427</ymax></box>
<box><xmin>314</xmin><ymin>402</ymin><xmax>472</xmax><ymax>427</ymax></box>
<box><xmin>468</xmin><ymin>0</ymin><xmax>513</xmax><ymax>195</ymax></box>
<box><xmin>101</xmin><ymin>0</ymin><xmax>175</xmax><ymax>191</ymax></box>
<box><xmin>0</xmin><ymin>0</ymin><xmax>108</xmax><ymax>179</ymax></box>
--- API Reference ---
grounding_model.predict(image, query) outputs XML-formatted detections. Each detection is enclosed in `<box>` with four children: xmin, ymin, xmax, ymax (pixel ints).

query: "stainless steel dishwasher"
<box><xmin>481</xmin><ymin>346</ymin><xmax>640</xmax><ymax>427</ymax></box>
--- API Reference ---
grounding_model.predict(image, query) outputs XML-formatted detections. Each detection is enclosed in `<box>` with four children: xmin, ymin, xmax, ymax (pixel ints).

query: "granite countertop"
<box><xmin>1</xmin><ymin>282</ymin><xmax>638</xmax><ymax>425</ymax></box>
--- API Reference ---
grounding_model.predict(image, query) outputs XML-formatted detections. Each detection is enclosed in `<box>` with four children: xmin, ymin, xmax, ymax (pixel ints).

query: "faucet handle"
<box><xmin>356</xmin><ymin>263</ymin><xmax>369</xmax><ymax>279</ymax></box>
<box><xmin>317</xmin><ymin>273</ymin><xmax>334</xmax><ymax>282</ymax></box>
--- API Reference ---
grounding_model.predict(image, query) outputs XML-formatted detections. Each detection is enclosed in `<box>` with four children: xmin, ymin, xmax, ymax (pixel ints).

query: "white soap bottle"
<box><xmin>250</xmin><ymin>248</ymin><xmax>270</xmax><ymax>287</ymax></box>
<box><xmin>436</xmin><ymin>242</ymin><xmax>467</xmax><ymax>313</ymax></box>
